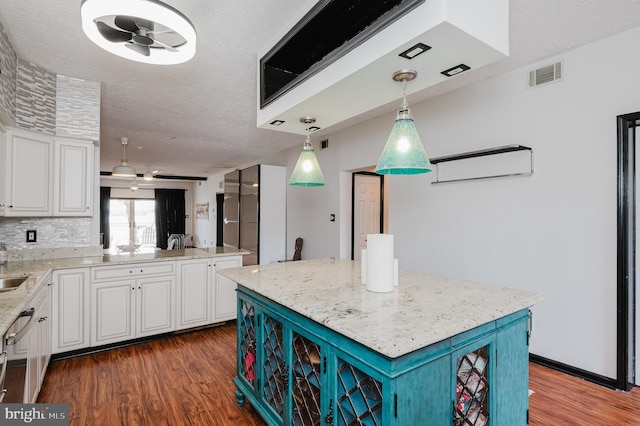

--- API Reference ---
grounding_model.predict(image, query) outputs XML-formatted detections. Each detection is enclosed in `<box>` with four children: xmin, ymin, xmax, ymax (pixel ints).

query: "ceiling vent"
<box><xmin>529</xmin><ymin>62</ymin><xmax>562</xmax><ymax>87</ymax></box>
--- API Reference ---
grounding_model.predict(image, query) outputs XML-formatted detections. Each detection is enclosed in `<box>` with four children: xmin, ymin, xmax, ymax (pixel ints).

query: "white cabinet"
<box><xmin>5</xmin><ymin>128</ymin><xmax>52</xmax><ymax>216</ymax></box>
<box><xmin>90</xmin><ymin>262</ymin><xmax>175</xmax><ymax>346</ymax></box>
<box><xmin>213</xmin><ymin>256</ymin><xmax>242</xmax><ymax>321</ymax></box>
<box><xmin>52</xmin><ymin>268</ymin><xmax>90</xmax><ymax>354</ymax></box>
<box><xmin>1</xmin><ymin>126</ymin><xmax>94</xmax><ymax>217</ymax></box>
<box><xmin>0</xmin><ymin>126</ymin><xmax>6</xmax><ymax>214</ymax></box>
<box><xmin>176</xmin><ymin>255</ymin><xmax>243</xmax><ymax>328</ymax></box>
<box><xmin>53</xmin><ymin>138</ymin><xmax>94</xmax><ymax>216</ymax></box>
<box><xmin>25</xmin><ymin>279</ymin><xmax>51</xmax><ymax>403</ymax></box>
<box><xmin>176</xmin><ymin>258</ymin><xmax>210</xmax><ymax>330</ymax></box>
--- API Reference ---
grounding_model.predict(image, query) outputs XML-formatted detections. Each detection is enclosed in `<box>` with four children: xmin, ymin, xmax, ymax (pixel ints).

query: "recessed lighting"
<box><xmin>398</xmin><ymin>43</ymin><xmax>431</xmax><ymax>60</ymax></box>
<box><xmin>441</xmin><ymin>64</ymin><xmax>471</xmax><ymax>77</ymax></box>
<box><xmin>270</xmin><ymin>120</ymin><xmax>285</xmax><ymax>126</ymax></box>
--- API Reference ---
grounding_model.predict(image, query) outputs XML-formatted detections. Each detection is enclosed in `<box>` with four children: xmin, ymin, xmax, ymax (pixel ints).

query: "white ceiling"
<box><xmin>0</xmin><ymin>1</ymin><xmax>639</xmax><ymax>178</ymax></box>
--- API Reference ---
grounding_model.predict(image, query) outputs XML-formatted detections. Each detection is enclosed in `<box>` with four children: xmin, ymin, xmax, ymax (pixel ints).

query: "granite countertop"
<box><xmin>0</xmin><ymin>246</ymin><xmax>249</xmax><ymax>336</ymax></box>
<box><xmin>219</xmin><ymin>258</ymin><xmax>544</xmax><ymax>358</ymax></box>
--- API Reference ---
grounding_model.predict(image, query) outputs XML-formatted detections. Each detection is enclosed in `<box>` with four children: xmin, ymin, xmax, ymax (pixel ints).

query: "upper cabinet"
<box><xmin>5</xmin><ymin>129</ymin><xmax>53</xmax><ymax>216</ymax></box>
<box><xmin>53</xmin><ymin>138</ymin><xmax>94</xmax><ymax>216</ymax></box>
<box><xmin>2</xmin><ymin>126</ymin><xmax>95</xmax><ymax>217</ymax></box>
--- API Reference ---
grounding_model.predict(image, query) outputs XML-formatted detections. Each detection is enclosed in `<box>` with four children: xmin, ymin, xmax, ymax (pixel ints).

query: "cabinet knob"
<box><xmin>47</xmin><ymin>282</ymin><xmax>53</xmax><ymax>286</ymax></box>
<box><xmin>86</xmin><ymin>207</ymin><xmax>90</xmax><ymax>210</ymax></box>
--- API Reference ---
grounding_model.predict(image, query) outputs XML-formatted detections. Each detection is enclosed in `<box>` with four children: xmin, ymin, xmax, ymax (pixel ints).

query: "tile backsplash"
<box><xmin>0</xmin><ymin>217</ymin><xmax>91</xmax><ymax>249</ymax></box>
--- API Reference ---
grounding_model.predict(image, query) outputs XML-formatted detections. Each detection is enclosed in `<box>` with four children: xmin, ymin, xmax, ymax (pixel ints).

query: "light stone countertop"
<box><xmin>219</xmin><ymin>258</ymin><xmax>544</xmax><ymax>359</ymax></box>
<box><xmin>0</xmin><ymin>246</ymin><xmax>249</xmax><ymax>336</ymax></box>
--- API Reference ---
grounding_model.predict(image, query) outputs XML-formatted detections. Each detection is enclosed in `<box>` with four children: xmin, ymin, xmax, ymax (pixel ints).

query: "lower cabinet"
<box><xmin>175</xmin><ymin>255</ymin><xmax>243</xmax><ymax>329</ymax></box>
<box><xmin>52</xmin><ymin>268</ymin><xmax>90</xmax><ymax>354</ymax></box>
<box><xmin>234</xmin><ymin>288</ymin><xmax>530</xmax><ymax>426</ymax></box>
<box><xmin>26</xmin><ymin>282</ymin><xmax>51</xmax><ymax>403</ymax></box>
<box><xmin>213</xmin><ymin>256</ymin><xmax>242</xmax><ymax>321</ymax></box>
<box><xmin>90</xmin><ymin>263</ymin><xmax>176</xmax><ymax>347</ymax></box>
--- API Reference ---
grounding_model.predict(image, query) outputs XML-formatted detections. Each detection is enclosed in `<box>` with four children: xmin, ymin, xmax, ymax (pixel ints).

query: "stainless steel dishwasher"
<box><xmin>1</xmin><ymin>307</ymin><xmax>36</xmax><ymax>403</ymax></box>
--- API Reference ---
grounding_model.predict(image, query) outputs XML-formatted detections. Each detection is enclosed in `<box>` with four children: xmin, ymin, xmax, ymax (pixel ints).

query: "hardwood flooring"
<box><xmin>38</xmin><ymin>323</ymin><xmax>640</xmax><ymax>425</ymax></box>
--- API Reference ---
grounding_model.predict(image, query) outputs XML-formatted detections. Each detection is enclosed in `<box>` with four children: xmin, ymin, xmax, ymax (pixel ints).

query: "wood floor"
<box><xmin>38</xmin><ymin>323</ymin><xmax>640</xmax><ymax>425</ymax></box>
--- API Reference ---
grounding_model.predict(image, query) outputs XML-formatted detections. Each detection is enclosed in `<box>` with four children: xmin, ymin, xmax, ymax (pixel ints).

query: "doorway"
<box><xmin>216</xmin><ymin>193</ymin><xmax>224</xmax><ymax>247</ymax></box>
<box><xmin>617</xmin><ymin>111</ymin><xmax>639</xmax><ymax>390</ymax></box>
<box><xmin>351</xmin><ymin>172</ymin><xmax>384</xmax><ymax>260</ymax></box>
<box><xmin>108</xmin><ymin>199</ymin><xmax>156</xmax><ymax>249</ymax></box>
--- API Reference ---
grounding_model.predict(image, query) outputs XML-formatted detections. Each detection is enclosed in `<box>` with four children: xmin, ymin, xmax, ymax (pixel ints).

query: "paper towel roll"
<box><xmin>361</xmin><ymin>249</ymin><xmax>367</xmax><ymax>285</ymax></box>
<box><xmin>366</xmin><ymin>234</ymin><xmax>394</xmax><ymax>293</ymax></box>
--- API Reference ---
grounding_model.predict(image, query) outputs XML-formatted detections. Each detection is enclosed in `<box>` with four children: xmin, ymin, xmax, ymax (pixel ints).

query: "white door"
<box><xmin>176</xmin><ymin>259</ymin><xmax>210</xmax><ymax>330</ymax></box>
<box><xmin>353</xmin><ymin>174</ymin><xmax>382</xmax><ymax>261</ymax></box>
<box><xmin>54</xmin><ymin>138</ymin><xmax>93</xmax><ymax>216</ymax></box>
<box><xmin>52</xmin><ymin>268</ymin><xmax>90</xmax><ymax>354</ymax></box>
<box><xmin>91</xmin><ymin>280</ymin><xmax>135</xmax><ymax>346</ymax></box>
<box><xmin>213</xmin><ymin>256</ymin><xmax>242</xmax><ymax>321</ymax></box>
<box><xmin>137</xmin><ymin>275</ymin><xmax>175</xmax><ymax>337</ymax></box>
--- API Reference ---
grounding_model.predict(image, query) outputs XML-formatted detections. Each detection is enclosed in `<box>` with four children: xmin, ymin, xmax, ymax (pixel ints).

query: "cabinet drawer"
<box><xmin>91</xmin><ymin>262</ymin><xmax>175</xmax><ymax>282</ymax></box>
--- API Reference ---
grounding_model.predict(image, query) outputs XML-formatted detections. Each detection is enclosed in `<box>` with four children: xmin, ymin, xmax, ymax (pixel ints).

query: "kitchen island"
<box><xmin>220</xmin><ymin>258</ymin><xmax>543</xmax><ymax>426</ymax></box>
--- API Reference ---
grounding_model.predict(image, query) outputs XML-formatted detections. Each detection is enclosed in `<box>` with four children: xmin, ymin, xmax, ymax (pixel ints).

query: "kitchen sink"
<box><xmin>0</xmin><ymin>277</ymin><xmax>27</xmax><ymax>292</ymax></box>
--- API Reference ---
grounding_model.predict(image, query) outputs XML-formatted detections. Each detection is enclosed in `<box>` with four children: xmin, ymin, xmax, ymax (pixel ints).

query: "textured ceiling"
<box><xmin>0</xmin><ymin>1</ymin><xmax>639</xmax><ymax>178</ymax></box>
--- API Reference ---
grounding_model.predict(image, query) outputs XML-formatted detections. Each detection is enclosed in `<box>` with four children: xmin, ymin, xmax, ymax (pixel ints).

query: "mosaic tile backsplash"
<box><xmin>0</xmin><ymin>217</ymin><xmax>92</xmax><ymax>250</ymax></box>
<box><xmin>56</xmin><ymin>75</ymin><xmax>100</xmax><ymax>140</ymax></box>
<box><xmin>0</xmin><ymin>22</ymin><xmax>17</xmax><ymax>122</ymax></box>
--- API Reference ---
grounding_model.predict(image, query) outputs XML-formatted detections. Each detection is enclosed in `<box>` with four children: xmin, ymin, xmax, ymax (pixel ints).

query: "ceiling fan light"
<box><xmin>81</xmin><ymin>0</ymin><xmax>197</xmax><ymax>65</ymax></box>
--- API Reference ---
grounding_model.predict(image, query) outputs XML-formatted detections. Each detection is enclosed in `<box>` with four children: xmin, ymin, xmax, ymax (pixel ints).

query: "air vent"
<box><xmin>529</xmin><ymin>62</ymin><xmax>562</xmax><ymax>87</ymax></box>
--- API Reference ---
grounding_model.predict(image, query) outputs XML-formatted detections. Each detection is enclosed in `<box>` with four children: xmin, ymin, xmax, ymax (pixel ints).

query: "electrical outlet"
<box><xmin>26</xmin><ymin>230</ymin><xmax>37</xmax><ymax>243</ymax></box>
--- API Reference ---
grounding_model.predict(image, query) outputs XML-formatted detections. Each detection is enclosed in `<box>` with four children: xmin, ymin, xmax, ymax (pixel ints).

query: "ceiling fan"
<box><xmin>95</xmin><ymin>16</ymin><xmax>182</xmax><ymax>57</ymax></box>
<box><xmin>81</xmin><ymin>0</ymin><xmax>197</xmax><ymax>64</ymax></box>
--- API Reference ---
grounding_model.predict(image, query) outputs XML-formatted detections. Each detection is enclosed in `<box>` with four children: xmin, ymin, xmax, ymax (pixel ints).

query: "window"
<box><xmin>108</xmin><ymin>199</ymin><xmax>156</xmax><ymax>251</ymax></box>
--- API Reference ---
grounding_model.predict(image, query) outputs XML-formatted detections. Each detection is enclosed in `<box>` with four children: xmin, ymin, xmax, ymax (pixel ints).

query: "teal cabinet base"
<box><xmin>235</xmin><ymin>287</ymin><xmax>531</xmax><ymax>426</ymax></box>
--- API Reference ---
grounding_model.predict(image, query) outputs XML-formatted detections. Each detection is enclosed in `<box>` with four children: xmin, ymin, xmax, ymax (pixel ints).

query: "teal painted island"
<box><xmin>219</xmin><ymin>258</ymin><xmax>543</xmax><ymax>426</ymax></box>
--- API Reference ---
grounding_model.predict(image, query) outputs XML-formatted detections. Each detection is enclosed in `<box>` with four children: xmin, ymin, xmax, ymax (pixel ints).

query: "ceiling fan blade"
<box><xmin>125</xmin><ymin>42</ymin><xmax>150</xmax><ymax>56</ymax></box>
<box><xmin>96</xmin><ymin>21</ymin><xmax>132</xmax><ymax>43</ymax></box>
<box><xmin>114</xmin><ymin>15</ymin><xmax>139</xmax><ymax>32</ymax></box>
<box><xmin>151</xmin><ymin>38</ymin><xmax>178</xmax><ymax>52</ymax></box>
<box><xmin>135</xmin><ymin>18</ymin><xmax>154</xmax><ymax>32</ymax></box>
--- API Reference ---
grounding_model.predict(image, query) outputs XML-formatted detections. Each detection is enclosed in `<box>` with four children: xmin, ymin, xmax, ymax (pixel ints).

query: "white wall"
<box><xmin>192</xmin><ymin>177</ymin><xmax>223</xmax><ymax>247</ymax></box>
<box><xmin>280</xmin><ymin>26</ymin><xmax>640</xmax><ymax>378</ymax></box>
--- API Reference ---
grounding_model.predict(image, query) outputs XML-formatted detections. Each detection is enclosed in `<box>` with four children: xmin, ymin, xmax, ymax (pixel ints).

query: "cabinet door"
<box><xmin>137</xmin><ymin>275</ymin><xmax>175</xmax><ymax>337</ymax></box>
<box><xmin>213</xmin><ymin>257</ymin><xmax>242</xmax><ymax>322</ymax></box>
<box><xmin>52</xmin><ymin>268</ymin><xmax>90</xmax><ymax>353</ymax></box>
<box><xmin>261</xmin><ymin>313</ymin><xmax>286</xmax><ymax>422</ymax></box>
<box><xmin>36</xmin><ymin>286</ymin><xmax>51</xmax><ymax>392</ymax></box>
<box><xmin>91</xmin><ymin>280</ymin><xmax>136</xmax><ymax>346</ymax></box>
<box><xmin>238</xmin><ymin>298</ymin><xmax>257</xmax><ymax>392</ymax></box>
<box><xmin>291</xmin><ymin>329</ymin><xmax>324</xmax><ymax>426</ymax></box>
<box><xmin>452</xmin><ymin>337</ymin><xmax>495</xmax><ymax>426</ymax></box>
<box><xmin>53</xmin><ymin>138</ymin><xmax>94</xmax><ymax>216</ymax></box>
<box><xmin>5</xmin><ymin>130</ymin><xmax>52</xmax><ymax>216</ymax></box>
<box><xmin>176</xmin><ymin>259</ymin><xmax>210</xmax><ymax>330</ymax></box>
<box><xmin>335</xmin><ymin>356</ymin><xmax>384</xmax><ymax>426</ymax></box>
<box><xmin>0</xmin><ymin>127</ymin><xmax>6</xmax><ymax>214</ymax></box>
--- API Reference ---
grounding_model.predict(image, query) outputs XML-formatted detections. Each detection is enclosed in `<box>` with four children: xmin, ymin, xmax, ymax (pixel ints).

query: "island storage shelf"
<box><xmin>222</xmin><ymin>259</ymin><xmax>542</xmax><ymax>426</ymax></box>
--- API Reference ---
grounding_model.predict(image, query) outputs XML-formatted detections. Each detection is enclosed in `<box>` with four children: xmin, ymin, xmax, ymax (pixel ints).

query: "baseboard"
<box><xmin>530</xmin><ymin>354</ymin><xmax>619</xmax><ymax>390</ymax></box>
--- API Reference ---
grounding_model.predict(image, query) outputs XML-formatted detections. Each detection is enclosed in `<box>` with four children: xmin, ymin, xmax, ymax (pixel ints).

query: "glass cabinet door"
<box><xmin>238</xmin><ymin>299</ymin><xmax>256</xmax><ymax>390</ymax></box>
<box><xmin>291</xmin><ymin>331</ymin><xmax>323</xmax><ymax>425</ymax></box>
<box><xmin>263</xmin><ymin>314</ymin><xmax>286</xmax><ymax>419</ymax></box>
<box><xmin>336</xmin><ymin>358</ymin><xmax>383</xmax><ymax>426</ymax></box>
<box><xmin>454</xmin><ymin>344</ymin><xmax>491</xmax><ymax>426</ymax></box>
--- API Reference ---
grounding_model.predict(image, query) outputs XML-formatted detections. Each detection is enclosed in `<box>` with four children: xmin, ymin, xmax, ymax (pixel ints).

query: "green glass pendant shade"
<box><xmin>289</xmin><ymin>143</ymin><xmax>325</xmax><ymax>186</ymax></box>
<box><xmin>376</xmin><ymin>113</ymin><xmax>432</xmax><ymax>175</ymax></box>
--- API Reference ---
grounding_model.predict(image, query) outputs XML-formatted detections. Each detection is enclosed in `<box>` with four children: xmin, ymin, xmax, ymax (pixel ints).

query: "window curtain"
<box><xmin>99</xmin><ymin>187</ymin><xmax>111</xmax><ymax>249</ymax></box>
<box><xmin>155</xmin><ymin>189</ymin><xmax>186</xmax><ymax>249</ymax></box>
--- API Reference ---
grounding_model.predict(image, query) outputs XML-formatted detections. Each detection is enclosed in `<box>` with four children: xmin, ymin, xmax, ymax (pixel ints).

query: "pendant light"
<box><xmin>375</xmin><ymin>69</ymin><xmax>432</xmax><ymax>175</ymax></box>
<box><xmin>289</xmin><ymin>117</ymin><xmax>325</xmax><ymax>186</ymax></box>
<box><xmin>112</xmin><ymin>137</ymin><xmax>137</xmax><ymax>178</ymax></box>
